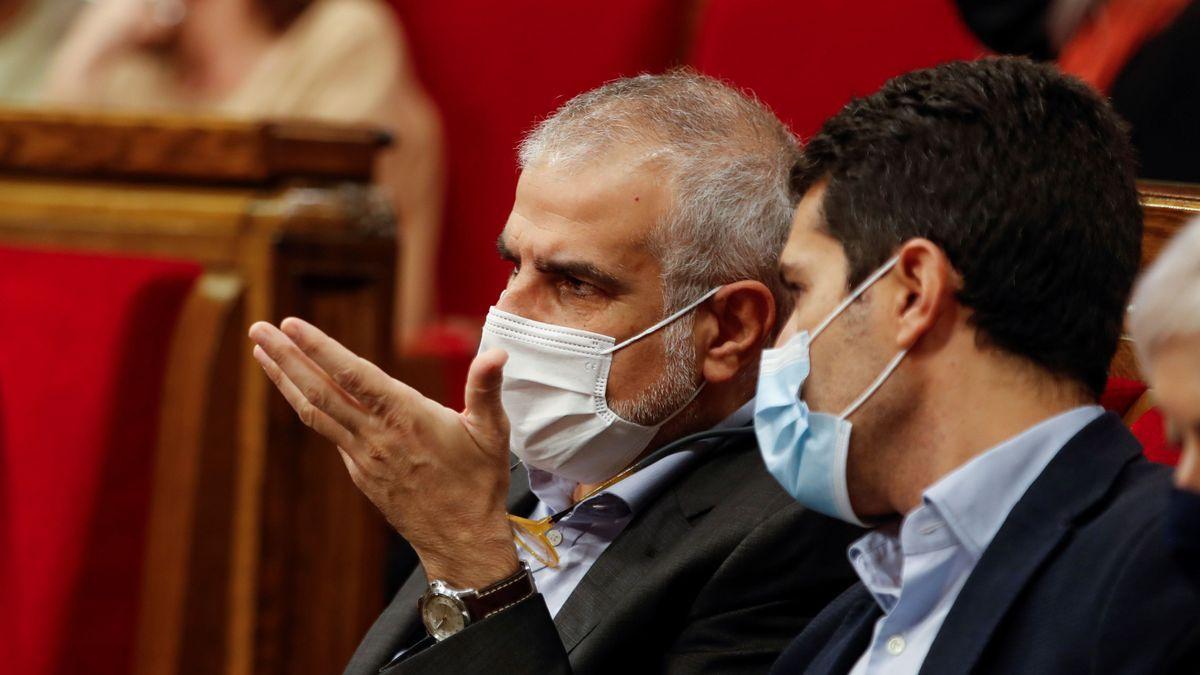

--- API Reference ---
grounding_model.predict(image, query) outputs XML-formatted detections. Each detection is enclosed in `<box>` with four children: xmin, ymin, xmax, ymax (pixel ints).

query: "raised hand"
<box><xmin>248</xmin><ymin>317</ymin><xmax>519</xmax><ymax>588</ymax></box>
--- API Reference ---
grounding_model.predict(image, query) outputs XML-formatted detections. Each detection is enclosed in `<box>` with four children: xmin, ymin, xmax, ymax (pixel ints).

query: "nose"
<box><xmin>495</xmin><ymin>270</ymin><xmax>539</xmax><ymax>319</ymax></box>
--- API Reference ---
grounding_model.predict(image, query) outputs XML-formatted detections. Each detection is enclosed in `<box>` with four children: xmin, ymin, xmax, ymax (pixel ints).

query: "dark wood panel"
<box><xmin>256</xmin><ymin>237</ymin><xmax>395</xmax><ymax>675</ymax></box>
<box><xmin>0</xmin><ymin>108</ymin><xmax>389</xmax><ymax>184</ymax></box>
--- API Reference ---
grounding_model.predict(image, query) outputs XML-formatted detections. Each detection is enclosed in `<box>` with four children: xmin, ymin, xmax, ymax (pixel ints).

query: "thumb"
<box><xmin>462</xmin><ymin>347</ymin><xmax>510</xmax><ymax>449</ymax></box>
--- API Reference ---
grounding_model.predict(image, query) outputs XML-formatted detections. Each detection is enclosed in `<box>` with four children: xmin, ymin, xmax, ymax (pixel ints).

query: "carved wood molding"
<box><xmin>0</xmin><ymin>108</ymin><xmax>390</xmax><ymax>184</ymax></box>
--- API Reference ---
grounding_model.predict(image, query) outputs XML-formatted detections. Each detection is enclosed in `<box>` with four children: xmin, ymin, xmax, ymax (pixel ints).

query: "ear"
<box><xmin>890</xmin><ymin>239</ymin><xmax>957</xmax><ymax>350</ymax></box>
<box><xmin>695</xmin><ymin>280</ymin><xmax>776</xmax><ymax>384</ymax></box>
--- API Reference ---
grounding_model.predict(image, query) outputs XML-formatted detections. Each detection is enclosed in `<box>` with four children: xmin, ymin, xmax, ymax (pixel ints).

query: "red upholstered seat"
<box><xmin>688</xmin><ymin>0</ymin><xmax>984</xmax><ymax>138</ymax></box>
<box><xmin>1100</xmin><ymin>375</ymin><xmax>1148</xmax><ymax>415</ymax></box>
<box><xmin>0</xmin><ymin>247</ymin><xmax>200</xmax><ymax>675</ymax></box>
<box><xmin>1132</xmin><ymin>406</ymin><xmax>1179</xmax><ymax>466</ymax></box>
<box><xmin>1101</xmin><ymin>376</ymin><xmax>1182</xmax><ymax>466</ymax></box>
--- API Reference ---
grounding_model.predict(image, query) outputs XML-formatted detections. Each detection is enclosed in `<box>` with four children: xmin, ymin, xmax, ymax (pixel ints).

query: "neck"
<box><xmin>570</xmin><ymin>378</ymin><xmax>752</xmax><ymax>503</ymax></box>
<box><xmin>852</xmin><ymin>349</ymin><xmax>1093</xmax><ymax>518</ymax></box>
<box><xmin>175</xmin><ymin>0</ymin><xmax>275</xmax><ymax>98</ymax></box>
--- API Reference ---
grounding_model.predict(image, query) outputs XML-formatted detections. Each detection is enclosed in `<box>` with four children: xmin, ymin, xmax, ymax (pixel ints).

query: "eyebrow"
<box><xmin>495</xmin><ymin>233</ymin><xmax>629</xmax><ymax>293</ymax></box>
<box><xmin>778</xmin><ymin>260</ymin><xmax>804</xmax><ymax>283</ymax></box>
<box><xmin>496</xmin><ymin>234</ymin><xmax>517</xmax><ymax>263</ymax></box>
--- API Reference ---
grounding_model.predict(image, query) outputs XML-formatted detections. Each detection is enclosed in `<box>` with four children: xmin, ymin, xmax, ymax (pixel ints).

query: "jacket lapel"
<box><xmin>550</xmin><ymin>483</ymin><xmax>694</xmax><ymax>653</ymax></box>
<box><xmin>804</xmin><ymin>590</ymin><xmax>881</xmax><ymax>675</ymax></box>
<box><xmin>549</xmin><ymin>434</ymin><xmax>753</xmax><ymax>654</ymax></box>
<box><xmin>918</xmin><ymin>413</ymin><xmax>1142</xmax><ymax>675</ymax></box>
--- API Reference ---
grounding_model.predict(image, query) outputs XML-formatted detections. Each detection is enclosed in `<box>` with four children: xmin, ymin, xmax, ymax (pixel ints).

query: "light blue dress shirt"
<box><xmin>847</xmin><ymin>405</ymin><xmax>1104</xmax><ymax>675</ymax></box>
<box><xmin>519</xmin><ymin>400</ymin><xmax>755</xmax><ymax>617</ymax></box>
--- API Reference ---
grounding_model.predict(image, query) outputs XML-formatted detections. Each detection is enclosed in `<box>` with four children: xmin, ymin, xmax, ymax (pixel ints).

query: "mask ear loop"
<box><xmin>602</xmin><ymin>286</ymin><xmax>722</xmax><ymax>355</ymax></box>
<box><xmin>838</xmin><ymin>348</ymin><xmax>908</xmax><ymax>420</ymax></box>
<box><xmin>801</xmin><ymin>254</ymin><xmax>905</xmax><ymax>419</ymax></box>
<box><xmin>811</xmin><ymin>255</ymin><xmax>901</xmax><ymax>342</ymax></box>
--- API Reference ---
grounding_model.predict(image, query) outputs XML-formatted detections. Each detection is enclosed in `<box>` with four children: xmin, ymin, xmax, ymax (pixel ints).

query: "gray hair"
<box><xmin>1130</xmin><ymin>217</ymin><xmax>1200</xmax><ymax>365</ymax></box>
<box><xmin>518</xmin><ymin>69</ymin><xmax>800</xmax><ymax>327</ymax></box>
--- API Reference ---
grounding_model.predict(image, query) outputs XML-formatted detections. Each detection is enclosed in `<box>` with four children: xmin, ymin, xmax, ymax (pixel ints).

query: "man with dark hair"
<box><xmin>757</xmin><ymin>56</ymin><xmax>1200</xmax><ymax>674</ymax></box>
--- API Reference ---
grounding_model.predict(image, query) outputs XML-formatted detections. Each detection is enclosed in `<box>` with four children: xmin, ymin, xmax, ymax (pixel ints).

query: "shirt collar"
<box><xmin>527</xmin><ymin>398</ymin><xmax>756</xmax><ymax>516</ymax></box>
<box><xmin>848</xmin><ymin>405</ymin><xmax>1105</xmax><ymax>612</ymax></box>
<box><xmin>922</xmin><ymin>405</ymin><xmax>1104</xmax><ymax>560</ymax></box>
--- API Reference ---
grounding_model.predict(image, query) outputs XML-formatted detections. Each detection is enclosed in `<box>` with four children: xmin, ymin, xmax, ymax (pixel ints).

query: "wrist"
<box><xmin>419</xmin><ymin>561</ymin><xmax>535</xmax><ymax>641</ymax></box>
<box><xmin>420</xmin><ymin>516</ymin><xmax>518</xmax><ymax>589</ymax></box>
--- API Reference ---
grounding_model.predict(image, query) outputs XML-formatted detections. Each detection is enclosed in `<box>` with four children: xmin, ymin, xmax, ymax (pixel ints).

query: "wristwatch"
<box><xmin>418</xmin><ymin>562</ymin><xmax>536</xmax><ymax>641</ymax></box>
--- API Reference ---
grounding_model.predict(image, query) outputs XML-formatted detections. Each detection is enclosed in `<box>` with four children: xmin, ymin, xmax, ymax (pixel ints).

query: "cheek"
<box><xmin>804</xmin><ymin>334</ymin><xmax>848</xmax><ymax>413</ymax></box>
<box><xmin>604</xmin><ymin>334</ymin><xmax>670</xmax><ymax>403</ymax></box>
<box><xmin>775</xmin><ymin>314</ymin><xmax>800</xmax><ymax>347</ymax></box>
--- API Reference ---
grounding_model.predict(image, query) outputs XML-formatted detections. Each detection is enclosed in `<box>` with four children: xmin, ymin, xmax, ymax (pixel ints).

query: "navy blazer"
<box><xmin>771</xmin><ymin>412</ymin><xmax>1200</xmax><ymax>674</ymax></box>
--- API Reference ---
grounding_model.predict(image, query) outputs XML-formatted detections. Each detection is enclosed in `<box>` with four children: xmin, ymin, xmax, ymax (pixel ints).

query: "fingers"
<box><xmin>252</xmin><ymin>345</ymin><xmax>356</xmax><ymax>449</ymax></box>
<box><xmin>248</xmin><ymin>322</ymin><xmax>369</xmax><ymax>434</ymax></box>
<box><xmin>462</xmin><ymin>348</ymin><xmax>510</xmax><ymax>449</ymax></box>
<box><xmin>279</xmin><ymin>317</ymin><xmax>410</xmax><ymax>416</ymax></box>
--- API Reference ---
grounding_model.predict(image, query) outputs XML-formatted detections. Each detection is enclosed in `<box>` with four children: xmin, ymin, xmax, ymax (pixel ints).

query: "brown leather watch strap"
<box><xmin>461</xmin><ymin>562</ymin><xmax>536</xmax><ymax>621</ymax></box>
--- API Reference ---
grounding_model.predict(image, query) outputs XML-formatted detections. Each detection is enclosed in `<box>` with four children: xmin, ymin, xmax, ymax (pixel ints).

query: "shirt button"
<box><xmin>546</xmin><ymin>529</ymin><xmax>564</xmax><ymax>547</ymax></box>
<box><xmin>886</xmin><ymin>635</ymin><xmax>906</xmax><ymax>655</ymax></box>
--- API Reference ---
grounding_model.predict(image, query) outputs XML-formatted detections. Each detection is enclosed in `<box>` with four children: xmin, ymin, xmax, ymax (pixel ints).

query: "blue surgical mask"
<box><xmin>754</xmin><ymin>256</ymin><xmax>906</xmax><ymax>526</ymax></box>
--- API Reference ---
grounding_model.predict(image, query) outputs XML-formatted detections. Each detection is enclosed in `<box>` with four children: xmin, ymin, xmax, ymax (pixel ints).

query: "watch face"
<box><xmin>422</xmin><ymin>594</ymin><xmax>468</xmax><ymax>641</ymax></box>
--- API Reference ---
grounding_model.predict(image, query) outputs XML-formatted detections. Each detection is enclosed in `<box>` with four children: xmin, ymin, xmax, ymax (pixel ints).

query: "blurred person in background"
<box><xmin>43</xmin><ymin>0</ymin><xmax>444</xmax><ymax>348</ymax></box>
<box><xmin>0</xmin><ymin>0</ymin><xmax>79</xmax><ymax>102</ymax></box>
<box><xmin>956</xmin><ymin>0</ymin><xmax>1200</xmax><ymax>183</ymax></box>
<box><xmin>1130</xmin><ymin>218</ymin><xmax>1200</xmax><ymax>590</ymax></box>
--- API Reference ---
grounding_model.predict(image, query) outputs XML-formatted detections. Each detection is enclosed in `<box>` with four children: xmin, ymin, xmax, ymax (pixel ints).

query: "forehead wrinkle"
<box><xmin>503</xmin><ymin>209</ymin><xmax>648</xmax><ymax>295</ymax></box>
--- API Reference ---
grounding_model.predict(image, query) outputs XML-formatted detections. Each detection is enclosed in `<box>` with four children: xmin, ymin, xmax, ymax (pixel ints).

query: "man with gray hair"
<box><xmin>249</xmin><ymin>70</ymin><xmax>860</xmax><ymax>673</ymax></box>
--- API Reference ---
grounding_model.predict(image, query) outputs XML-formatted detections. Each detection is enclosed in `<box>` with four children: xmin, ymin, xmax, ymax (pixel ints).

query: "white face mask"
<box><xmin>478</xmin><ymin>288</ymin><xmax>720</xmax><ymax>484</ymax></box>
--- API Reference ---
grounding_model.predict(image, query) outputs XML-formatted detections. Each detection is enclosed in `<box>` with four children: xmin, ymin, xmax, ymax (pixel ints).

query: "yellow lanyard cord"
<box><xmin>506</xmin><ymin>464</ymin><xmax>639</xmax><ymax>569</ymax></box>
<box><xmin>505</xmin><ymin>426</ymin><xmax>756</xmax><ymax>569</ymax></box>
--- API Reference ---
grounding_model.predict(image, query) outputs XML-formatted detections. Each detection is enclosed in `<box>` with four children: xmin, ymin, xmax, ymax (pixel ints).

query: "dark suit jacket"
<box><xmin>771</xmin><ymin>413</ymin><xmax>1200</xmax><ymax>675</ymax></box>
<box><xmin>344</xmin><ymin>433</ymin><xmax>862</xmax><ymax>674</ymax></box>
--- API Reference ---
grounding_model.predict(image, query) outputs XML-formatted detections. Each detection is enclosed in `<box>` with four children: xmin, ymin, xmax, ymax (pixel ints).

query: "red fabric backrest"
<box><xmin>1100</xmin><ymin>376</ymin><xmax>1148</xmax><ymax>415</ymax></box>
<box><xmin>688</xmin><ymin>0</ymin><xmax>984</xmax><ymax>138</ymax></box>
<box><xmin>1101</xmin><ymin>376</ymin><xmax>1182</xmax><ymax>466</ymax></box>
<box><xmin>0</xmin><ymin>247</ymin><xmax>200</xmax><ymax>675</ymax></box>
<box><xmin>390</xmin><ymin>0</ymin><xmax>692</xmax><ymax>320</ymax></box>
<box><xmin>1131</xmin><ymin>406</ymin><xmax>1180</xmax><ymax>466</ymax></box>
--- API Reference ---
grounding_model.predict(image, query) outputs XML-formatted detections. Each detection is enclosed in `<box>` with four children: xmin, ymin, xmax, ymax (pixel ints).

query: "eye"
<box><xmin>558</xmin><ymin>275</ymin><xmax>597</xmax><ymax>297</ymax></box>
<box><xmin>782</xmin><ymin>278</ymin><xmax>806</xmax><ymax>296</ymax></box>
<box><xmin>779</xmin><ymin>271</ymin><xmax>806</xmax><ymax>296</ymax></box>
<box><xmin>507</xmin><ymin>262</ymin><xmax>520</xmax><ymax>279</ymax></box>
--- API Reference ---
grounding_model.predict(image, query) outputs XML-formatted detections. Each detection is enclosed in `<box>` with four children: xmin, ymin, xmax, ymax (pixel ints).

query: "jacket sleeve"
<box><xmin>658</xmin><ymin>499</ymin><xmax>863</xmax><ymax>674</ymax></box>
<box><xmin>382</xmin><ymin>594</ymin><xmax>573</xmax><ymax>674</ymax></box>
